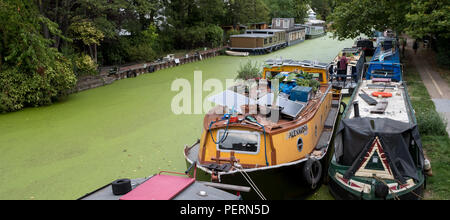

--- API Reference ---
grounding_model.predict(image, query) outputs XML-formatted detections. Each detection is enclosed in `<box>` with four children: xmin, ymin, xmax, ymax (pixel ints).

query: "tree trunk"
<box><xmin>37</xmin><ymin>0</ymin><xmax>50</xmax><ymax>39</ymax></box>
<box><xmin>94</xmin><ymin>44</ymin><xmax>98</xmax><ymax>63</ymax></box>
<box><xmin>89</xmin><ymin>45</ymin><xmax>94</xmax><ymax>61</ymax></box>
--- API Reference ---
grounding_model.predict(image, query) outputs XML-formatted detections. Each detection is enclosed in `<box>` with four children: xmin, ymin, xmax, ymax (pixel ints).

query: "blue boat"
<box><xmin>366</xmin><ymin>38</ymin><xmax>402</xmax><ymax>82</ymax></box>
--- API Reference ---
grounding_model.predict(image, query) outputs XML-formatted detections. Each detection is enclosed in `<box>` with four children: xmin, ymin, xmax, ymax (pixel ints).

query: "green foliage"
<box><xmin>223</xmin><ymin>0</ymin><xmax>270</xmax><ymax>25</ymax></box>
<box><xmin>329</xmin><ymin>0</ymin><xmax>411</xmax><ymax>40</ymax></box>
<box><xmin>415</xmin><ymin>110</ymin><xmax>448</xmax><ymax>136</ymax></box>
<box><xmin>329</xmin><ymin>0</ymin><xmax>449</xmax><ymax>42</ymax></box>
<box><xmin>0</xmin><ymin>0</ymin><xmax>76</xmax><ymax>113</ymax></box>
<box><xmin>310</xmin><ymin>0</ymin><xmax>332</xmax><ymax>21</ymax></box>
<box><xmin>205</xmin><ymin>25</ymin><xmax>225</xmax><ymax>48</ymax></box>
<box><xmin>175</xmin><ymin>25</ymin><xmax>224</xmax><ymax>50</ymax></box>
<box><xmin>236</xmin><ymin>61</ymin><xmax>262</xmax><ymax>80</ymax></box>
<box><xmin>126</xmin><ymin>43</ymin><xmax>156</xmax><ymax>63</ymax></box>
<box><xmin>0</xmin><ymin>54</ymin><xmax>76</xmax><ymax>113</ymax></box>
<box><xmin>264</xmin><ymin>0</ymin><xmax>310</xmax><ymax>23</ymax></box>
<box><xmin>436</xmin><ymin>42</ymin><xmax>450</xmax><ymax>67</ymax></box>
<box><xmin>68</xmin><ymin>20</ymin><xmax>104</xmax><ymax>46</ymax></box>
<box><xmin>74</xmin><ymin>54</ymin><xmax>98</xmax><ymax>76</ymax></box>
<box><xmin>405</xmin><ymin>0</ymin><xmax>450</xmax><ymax>40</ymax></box>
<box><xmin>296</xmin><ymin>78</ymin><xmax>320</xmax><ymax>92</ymax></box>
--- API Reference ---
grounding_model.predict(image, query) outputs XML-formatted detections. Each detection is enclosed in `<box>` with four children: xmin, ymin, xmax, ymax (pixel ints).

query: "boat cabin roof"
<box><xmin>204</xmin><ymin>84</ymin><xmax>330</xmax><ymax>134</ymax></box>
<box><xmin>265</xmin><ymin>59</ymin><xmax>329</xmax><ymax>69</ymax></box>
<box><xmin>345</xmin><ymin>80</ymin><xmax>415</xmax><ymax>125</ymax></box>
<box><xmin>204</xmin><ymin>59</ymin><xmax>333</xmax><ymax>135</ymax></box>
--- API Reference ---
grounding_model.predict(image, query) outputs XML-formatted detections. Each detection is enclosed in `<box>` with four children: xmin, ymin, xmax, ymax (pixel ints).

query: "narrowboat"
<box><xmin>328</xmin><ymin>41</ymin><xmax>427</xmax><ymax>200</ymax></box>
<box><xmin>184</xmin><ymin>59</ymin><xmax>343</xmax><ymax>200</ymax></box>
<box><xmin>301</xmin><ymin>24</ymin><xmax>326</xmax><ymax>39</ymax></box>
<box><xmin>329</xmin><ymin>47</ymin><xmax>366</xmax><ymax>96</ymax></box>
<box><xmin>354</xmin><ymin>38</ymin><xmax>376</xmax><ymax>57</ymax></box>
<box><xmin>79</xmin><ymin>164</ymin><xmax>250</xmax><ymax>200</ymax></box>
<box><xmin>228</xmin><ymin>18</ymin><xmax>306</xmax><ymax>55</ymax></box>
<box><xmin>229</xmin><ymin>29</ymin><xmax>287</xmax><ymax>55</ymax></box>
<box><xmin>366</xmin><ymin>37</ymin><xmax>402</xmax><ymax>82</ymax></box>
<box><xmin>272</xmin><ymin>18</ymin><xmax>306</xmax><ymax>46</ymax></box>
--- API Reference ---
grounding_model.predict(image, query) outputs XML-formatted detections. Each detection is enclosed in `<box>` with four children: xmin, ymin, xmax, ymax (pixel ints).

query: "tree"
<box><xmin>405</xmin><ymin>0</ymin><xmax>450</xmax><ymax>40</ymax></box>
<box><xmin>68</xmin><ymin>20</ymin><xmax>105</xmax><ymax>63</ymax></box>
<box><xmin>0</xmin><ymin>0</ymin><xmax>76</xmax><ymax>112</ymax></box>
<box><xmin>328</xmin><ymin>0</ymin><xmax>411</xmax><ymax>40</ymax></box>
<box><xmin>264</xmin><ymin>0</ymin><xmax>309</xmax><ymax>23</ymax></box>
<box><xmin>224</xmin><ymin>0</ymin><xmax>270</xmax><ymax>26</ymax></box>
<box><xmin>310</xmin><ymin>0</ymin><xmax>332</xmax><ymax>20</ymax></box>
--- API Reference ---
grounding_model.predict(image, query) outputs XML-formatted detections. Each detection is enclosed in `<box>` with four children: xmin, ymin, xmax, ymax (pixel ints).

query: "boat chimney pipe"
<box><xmin>354</xmin><ymin>101</ymin><xmax>360</xmax><ymax>118</ymax></box>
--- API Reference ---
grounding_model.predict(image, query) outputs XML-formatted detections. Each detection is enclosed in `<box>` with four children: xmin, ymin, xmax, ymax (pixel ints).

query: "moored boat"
<box><xmin>184</xmin><ymin>59</ymin><xmax>343</xmax><ymax>200</ymax></box>
<box><xmin>329</xmin><ymin>47</ymin><xmax>366</xmax><ymax>96</ymax></box>
<box><xmin>226</xmin><ymin>50</ymin><xmax>250</xmax><ymax>57</ymax></box>
<box><xmin>79</xmin><ymin>164</ymin><xmax>250</xmax><ymax>200</ymax></box>
<box><xmin>366</xmin><ymin>37</ymin><xmax>402</xmax><ymax>82</ymax></box>
<box><xmin>328</xmin><ymin>40</ymin><xmax>427</xmax><ymax>200</ymax></box>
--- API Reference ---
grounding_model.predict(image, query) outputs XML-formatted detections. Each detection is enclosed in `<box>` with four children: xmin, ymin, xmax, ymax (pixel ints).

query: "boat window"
<box><xmin>284</xmin><ymin>19</ymin><xmax>289</xmax><ymax>28</ymax></box>
<box><xmin>217</xmin><ymin>130</ymin><xmax>260</xmax><ymax>154</ymax></box>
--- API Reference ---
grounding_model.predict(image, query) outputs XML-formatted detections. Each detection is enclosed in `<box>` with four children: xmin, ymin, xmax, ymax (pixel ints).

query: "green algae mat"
<box><xmin>0</xmin><ymin>35</ymin><xmax>354</xmax><ymax>200</ymax></box>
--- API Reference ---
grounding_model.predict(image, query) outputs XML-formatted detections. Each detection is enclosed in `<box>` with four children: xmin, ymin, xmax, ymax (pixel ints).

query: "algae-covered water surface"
<box><xmin>0</xmin><ymin>35</ymin><xmax>354</xmax><ymax>199</ymax></box>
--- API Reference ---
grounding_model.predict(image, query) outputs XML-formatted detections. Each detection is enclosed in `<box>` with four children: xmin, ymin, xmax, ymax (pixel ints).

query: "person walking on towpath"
<box><xmin>413</xmin><ymin>40</ymin><xmax>419</xmax><ymax>55</ymax></box>
<box><xmin>400</xmin><ymin>38</ymin><xmax>407</xmax><ymax>58</ymax></box>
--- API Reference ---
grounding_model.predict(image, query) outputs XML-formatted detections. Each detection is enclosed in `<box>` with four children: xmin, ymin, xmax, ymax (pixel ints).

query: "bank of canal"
<box><xmin>0</xmin><ymin>35</ymin><xmax>354</xmax><ymax>200</ymax></box>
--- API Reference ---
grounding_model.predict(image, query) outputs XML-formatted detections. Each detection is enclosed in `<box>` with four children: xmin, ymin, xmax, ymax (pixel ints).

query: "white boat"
<box><xmin>226</xmin><ymin>50</ymin><xmax>249</xmax><ymax>57</ymax></box>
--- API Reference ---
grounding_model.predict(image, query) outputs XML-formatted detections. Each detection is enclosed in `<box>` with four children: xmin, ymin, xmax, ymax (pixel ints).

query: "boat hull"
<box><xmin>225</xmin><ymin>50</ymin><xmax>249</xmax><ymax>57</ymax></box>
<box><xmin>306</xmin><ymin>32</ymin><xmax>326</xmax><ymax>39</ymax></box>
<box><xmin>328</xmin><ymin>160</ymin><xmax>425</xmax><ymax>200</ymax></box>
<box><xmin>185</xmin><ymin>150</ymin><xmax>332</xmax><ymax>200</ymax></box>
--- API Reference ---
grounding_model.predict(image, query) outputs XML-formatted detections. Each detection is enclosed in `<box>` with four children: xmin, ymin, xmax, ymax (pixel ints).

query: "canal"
<box><xmin>0</xmin><ymin>34</ymin><xmax>354</xmax><ymax>200</ymax></box>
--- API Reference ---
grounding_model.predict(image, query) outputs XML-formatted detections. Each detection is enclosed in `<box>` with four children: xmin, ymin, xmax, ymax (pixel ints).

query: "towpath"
<box><xmin>407</xmin><ymin>38</ymin><xmax>450</xmax><ymax>136</ymax></box>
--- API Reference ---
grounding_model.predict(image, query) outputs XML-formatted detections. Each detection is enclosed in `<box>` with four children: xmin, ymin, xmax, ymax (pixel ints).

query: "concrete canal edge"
<box><xmin>71</xmin><ymin>47</ymin><xmax>225</xmax><ymax>93</ymax></box>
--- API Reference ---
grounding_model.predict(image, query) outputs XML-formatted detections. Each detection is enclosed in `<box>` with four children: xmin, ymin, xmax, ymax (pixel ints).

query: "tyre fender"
<box><xmin>112</xmin><ymin>179</ymin><xmax>132</xmax><ymax>196</ymax></box>
<box><xmin>302</xmin><ymin>158</ymin><xmax>323</xmax><ymax>189</ymax></box>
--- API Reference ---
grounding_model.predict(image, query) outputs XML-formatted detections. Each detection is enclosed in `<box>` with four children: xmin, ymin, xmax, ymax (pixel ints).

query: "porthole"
<box><xmin>297</xmin><ymin>137</ymin><xmax>304</xmax><ymax>152</ymax></box>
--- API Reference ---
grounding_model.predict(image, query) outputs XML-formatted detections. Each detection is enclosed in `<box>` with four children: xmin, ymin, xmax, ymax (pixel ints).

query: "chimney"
<box><xmin>353</xmin><ymin>101</ymin><xmax>360</xmax><ymax>118</ymax></box>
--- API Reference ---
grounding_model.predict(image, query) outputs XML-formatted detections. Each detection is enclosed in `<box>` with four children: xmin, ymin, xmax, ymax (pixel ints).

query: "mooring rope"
<box><xmin>392</xmin><ymin>178</ymin><xmax>425</xmax><ymax>200</ymax></box>
<box><xmin>234</xmin><ymin>164</ymin><xmax>267</xmax><ymax>200</ymax></box>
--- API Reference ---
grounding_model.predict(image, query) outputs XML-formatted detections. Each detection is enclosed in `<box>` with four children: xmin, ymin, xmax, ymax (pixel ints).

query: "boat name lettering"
<box><xmin>287</xmin><ymin>125</ymin><xmax>308</xmax><ymax>139</ymax></box>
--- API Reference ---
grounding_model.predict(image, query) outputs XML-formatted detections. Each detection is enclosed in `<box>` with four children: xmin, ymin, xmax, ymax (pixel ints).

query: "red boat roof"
<box><xmin>120</xmin><ymin>174</ymin><xmax>195</xmax><ymax>200</ymax></box>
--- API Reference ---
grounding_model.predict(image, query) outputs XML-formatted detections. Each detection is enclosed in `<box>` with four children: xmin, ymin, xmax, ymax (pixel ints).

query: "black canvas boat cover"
<box><xmin>334</xmin><ymin>117</ymin><xmax>424</xmax><ymax>183</ymax></box>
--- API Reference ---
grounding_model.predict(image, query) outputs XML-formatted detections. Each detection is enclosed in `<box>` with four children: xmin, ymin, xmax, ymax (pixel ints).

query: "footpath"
<box><xmin>407</xmin><ymin>38</ymin><xmax>450</xmax><ymax>137</ymax></box>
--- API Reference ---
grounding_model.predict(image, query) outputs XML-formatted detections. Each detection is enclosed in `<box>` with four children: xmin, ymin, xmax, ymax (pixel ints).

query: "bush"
<box><xmin>74</xmin><ymin>54</ymin><xmax>98</xmax><ymax>76</ymax></box>
<box><xmin>204</xmin><ymin>25</ymin><xmax>224</xmax><ymax>48</ymax></box>
<box><xmin>126</xmin><ymin>43</ymin><xmax>157</xmax><ymax>63</ymax></box>
<box><xmin>0</xmin><ymin>55</ymin><xmax>76</xmax><ymax>113</ymax></box>
<box><xmin>435</xmin><ymin>37</ymin><xmax>450</xmax><ymax>68</ymax></box>
<box><xmin>175</xmin><ymin>24</ymin><xmax>223</xmax><ymax>49</ymax></box>
<box><xmin>415</xmin><ymin>110</ymin><xmax>448</xmax><ymax>136</ymax></box>
<box><xmin>236</xmin><ymin>61</ymin><xmax>262</xmax><ymax>80</ymax></box>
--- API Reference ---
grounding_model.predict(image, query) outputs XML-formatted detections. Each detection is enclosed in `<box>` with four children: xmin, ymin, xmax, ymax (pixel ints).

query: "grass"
<box><xmin>404</xmin><ymin>52</ymin><xmax>450</xmax><ymax>200</ymax></box>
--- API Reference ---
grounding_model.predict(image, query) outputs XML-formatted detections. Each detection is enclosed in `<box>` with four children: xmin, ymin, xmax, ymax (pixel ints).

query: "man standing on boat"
<box><xmin>338</xmin><ymin>53</ymin><xmax>348</xmax><ymax>80</ymax></box>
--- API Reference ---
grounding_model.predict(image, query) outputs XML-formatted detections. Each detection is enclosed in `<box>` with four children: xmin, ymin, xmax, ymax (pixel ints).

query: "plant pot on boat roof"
<box><xmin>296</xmin><ymin>78</ymin><xmax>320</xmax><ymax>93</ymax></box>
<box><xmin>235</xmin><ymin>61</ymin><xmax>262</xmax><ymax>81</ymax></box>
